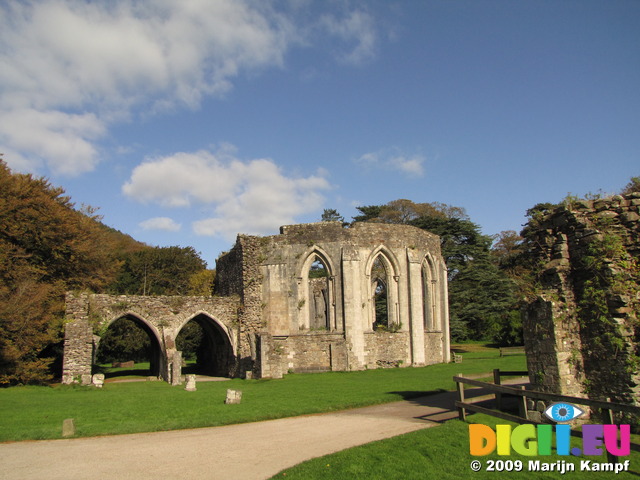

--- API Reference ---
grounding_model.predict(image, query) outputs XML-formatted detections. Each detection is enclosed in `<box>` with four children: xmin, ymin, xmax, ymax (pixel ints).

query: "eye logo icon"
<box><xmin>544</xmin><ymin>402</ymin><xmax>585</xmax><ymax>422</ymax></box>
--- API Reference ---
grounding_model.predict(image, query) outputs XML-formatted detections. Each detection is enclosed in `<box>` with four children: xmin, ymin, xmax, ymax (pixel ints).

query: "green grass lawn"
<box><xmin>270</xmin><ymin>413</ymin><xmax>640</xmax><ymax>479</ymax></box>
<box><xmin>0</xmin><ymin>349</ymin><xmax>524</xmax><ymax>442</ymax></box>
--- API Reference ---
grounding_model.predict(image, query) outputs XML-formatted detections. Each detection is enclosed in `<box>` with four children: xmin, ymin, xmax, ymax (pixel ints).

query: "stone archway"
<box><xmin>63</xmin><ymin>293</ymin><xmax>240</xmax><ymax>384</ymax></box>
<box><xmin>175</xmin><ymin>313</ymin><xmax>234</xmax><ymax>377</ymax></box>
<box><xmin>94</xmin><ymin>313</ymin><xmax>163</xmax><ymax>377</ymax></box>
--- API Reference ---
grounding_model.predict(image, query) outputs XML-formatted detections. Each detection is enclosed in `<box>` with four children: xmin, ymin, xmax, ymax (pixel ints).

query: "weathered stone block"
<box><xmin>225</xmin><ymin>389</ymin><xmax>242</xmax><ymax>404</ymax></box>
<box><xmin>92</xmin><ymin>373</ymin><xmax>104</xmax><ymax>388</ymax></box>
<box><xmin>621</xmin><ymin>211</ymin><xmax>640</xmax><ymax>224</ymax></box>
<box><xmin>184</xmin><ymin>374</ymin><xmax>197</xmax><ymax>392</ymax></box>
<box><xmin>62</xmin><ymin>418</ymin><xmax>75</xmax><ymax>437</ymax></box>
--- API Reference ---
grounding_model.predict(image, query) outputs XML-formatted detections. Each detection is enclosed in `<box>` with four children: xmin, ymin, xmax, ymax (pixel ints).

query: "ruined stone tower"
<box><xmin>522</xmin><ymin>193</ymin><xmax>640</xmax><ymax>404</ymax></box>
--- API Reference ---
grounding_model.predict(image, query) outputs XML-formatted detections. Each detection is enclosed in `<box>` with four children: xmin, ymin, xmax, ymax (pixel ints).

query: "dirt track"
<box><xmin>0</xmin><ymin>381</ymin><xmax>525</xmax><ymax>480</ymax></box>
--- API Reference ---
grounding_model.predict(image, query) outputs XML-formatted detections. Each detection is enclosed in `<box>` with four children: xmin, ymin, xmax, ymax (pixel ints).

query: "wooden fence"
<box><xmin>454</xmin><ymin>370</ymin><xmax>640</xmax><ymax>462</ymax></box>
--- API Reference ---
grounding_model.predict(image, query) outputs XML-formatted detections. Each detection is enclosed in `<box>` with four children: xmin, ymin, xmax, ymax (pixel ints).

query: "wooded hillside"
<box><xmin>0</xmin><ymin>160</ymin><xmax>210</xmax><ymax>384</ymax></box>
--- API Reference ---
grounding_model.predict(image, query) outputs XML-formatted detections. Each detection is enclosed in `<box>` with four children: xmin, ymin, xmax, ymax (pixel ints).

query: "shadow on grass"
<box><xmin>388</xmin><ymin>382</ymin><xmax>531</xmax><ymax>425</ymax></box>
<box><xmin>93</xmin><ymin>365</ymin><xmax>152</xmax><ymax>379</ymax></box>
<box><xmin>389</xmin><ymin>389</ymin><xmax>448</xmax><ymax>401</ymax></box>
<box><xmin>104</xmin><ymin>369</ymin><xmax>151</xmax><ymax>378</ymax></box>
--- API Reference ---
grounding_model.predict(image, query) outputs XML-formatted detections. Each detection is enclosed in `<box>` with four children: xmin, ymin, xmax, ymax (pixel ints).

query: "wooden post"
<box><xmin>518</xmin><ymin>386</ymin><xmax>528</xmax><ymax>420</ymax></box>
<box><xmin>493</xmin><ymin>369</ymin><xmax>503</xmax><ymax>411</ymax></box>
<box><xmin>605</xmin><ymin>399</ymin><xmax>617</xmax><ymax>464</ymax></box>
<box><xmin>456</xmin><ymin>374</ymin><xmax>466</xmax><ymax>421</ymax></box>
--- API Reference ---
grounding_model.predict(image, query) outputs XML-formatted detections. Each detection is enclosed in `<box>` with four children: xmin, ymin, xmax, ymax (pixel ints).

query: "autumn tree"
<box><xmin>110</xmin><ymin>246</ymin><xmax>208</xmax><ymax>295</ymax></box>
<box><xmin>0</xmin><ymin>160</ymin><xmax>127</xmax><ymax>384</ymax></box>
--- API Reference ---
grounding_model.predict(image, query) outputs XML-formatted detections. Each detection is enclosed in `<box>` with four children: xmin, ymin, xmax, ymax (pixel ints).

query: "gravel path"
<box><xmin>0</xmin><ymin>379</ymin><xmax>526</xmax><ymax>480</ymax></box>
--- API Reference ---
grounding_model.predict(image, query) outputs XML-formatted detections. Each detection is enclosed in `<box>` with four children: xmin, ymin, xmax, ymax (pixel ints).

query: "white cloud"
<box><xmin>320</xmin><ymin>10</ymin><xmax>377</xmax><ymax>65</ymax></box>
<box><xmin>389</xmin><ymin>155</ymin><xmax>425</xmax><ymax>176</ymax></box>
<box><xmin>0</xmin><ymin>109</ymin><xmax>105</xmax><ymax>176</ymax></box>
<box><xmin>139</xmin><ymin>217</ymin><xmax>181</xmax><ymax>232</ymax></box>
<box><xmin>356</xmin><ymin>148</ymin><xmax>425</xmax><ymax>177</ymax></box>
<box><xmin>0</xmin><ymin>0</ymin><xmax>294</xmax><ymax>175</ymax></box>
<box><xmin>123</xmin><ymin>148</ymin><xmax>331</xmax><ymax>240</ymax></box>
<box><xmin>0</xmin><ymin>1</ymin><xmax>381</xmax><ymax>177</ymax></box>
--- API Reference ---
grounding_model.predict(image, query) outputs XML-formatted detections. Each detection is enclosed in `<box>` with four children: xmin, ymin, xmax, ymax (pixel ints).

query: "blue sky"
<box><xmin>1</xmin><ymin>0</ymin><xmax>638</xmax><ymax>266</ymax></box>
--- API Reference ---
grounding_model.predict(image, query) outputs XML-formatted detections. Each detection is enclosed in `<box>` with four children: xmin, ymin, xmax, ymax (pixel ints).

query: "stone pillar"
<box><xmin>62</xmin><ymin>293</ymin><xmax>94</xmax><ymax>384</ymax></box>
<box><xmin>257</xmin><ymin>334</ymin><xmax>283</xmax><ymax>379</ymax></box>
<box><xmin>169</xmin><ymin>350</ymin><xmax>183</xmax><ymax>386</ymax></box>
<box><xmin>342</xmin><ymin>247</ymin><xmax>365</xmax><ymax>369</ymax></box>
<box><xmin>407</xmin><ymin>256</ymin><xmax>426</xmax><ymax>366</ymax></box>
<box><xmin>440</xmin><ymin>261</ymin><xmax>451</xmax><ymax>362</ymax></box>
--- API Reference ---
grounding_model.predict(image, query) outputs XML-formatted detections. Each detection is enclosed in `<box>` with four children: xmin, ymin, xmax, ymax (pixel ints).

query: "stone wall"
<box><xmin>63</xmin><ymin>292</ymin><xmax>241</xmax><ymax>383</ymax></box>
<box><xmin>215</xmin><ymin>221</ymin><xmax>450</xmax><ymax>375</ymax></box>
<box><xmin>364</xmin><ymin>332</ymin><xmax>410</xmax><ymax>368</ymax></box>
<box><xmin>523</xmin><ymin>193</ymin><xmax>640</xmax><ymax>404</ymax></box>
<box><xmin>64</xmin><ymin>221</ymin><xmax>451</xmax><ymax>383</ymax></box>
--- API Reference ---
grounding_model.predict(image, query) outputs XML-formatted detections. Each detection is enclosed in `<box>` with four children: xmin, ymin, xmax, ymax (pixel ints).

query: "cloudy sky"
<box><xmin>1</xmin><ymin>0</ymin><xmax>638</xmax><ymax>266</ymax></box>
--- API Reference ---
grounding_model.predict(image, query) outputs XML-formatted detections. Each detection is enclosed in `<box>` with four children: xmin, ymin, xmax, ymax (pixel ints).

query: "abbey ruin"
<box><xmin>523</xmin><ymin>192</ymin><xmax>640</xmax><ymax>405</ymax></box>
<box><xmin>63</xmin><ymin>221</ymin><xmax>450</xmax><ymax>383</ymax></box>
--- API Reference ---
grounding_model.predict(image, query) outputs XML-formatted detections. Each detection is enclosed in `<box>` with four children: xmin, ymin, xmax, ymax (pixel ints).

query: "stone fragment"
<box><xmin>620</xmin><ymin>212</ymin><xmax>640</xmax><ymax>224</ymax></box>
<box><xmin>185</xmin><ymin>374</ymin><xmax>197</xmax><ymax>392</ymax></box>
<box><xmin>225</xmin><ymin>389</ymin><xmax>242</xmax><ymax>404</ymax></box>
<box><xmin>597</xmin><ymin>210</ymin><xmax>618</xmax><ymax>220</ymax></box>
<box><xmin>80</xmin><ymin>374</ymin><xmax>92</xmax><ymax>385</ymax></box>
<box><xmin>62</xmin><ymin>418</ymin><xmax>75</xmax><ymax>437</ymax></box>
<box><xmin>92</xmin><ymin>373</ymin><xmax>105</xmax><ymax>388</ymax></box>
<box><xmin>527</xmin><ymin>411</ymin><xmax>543</xmax><ymax>423</ymax></box>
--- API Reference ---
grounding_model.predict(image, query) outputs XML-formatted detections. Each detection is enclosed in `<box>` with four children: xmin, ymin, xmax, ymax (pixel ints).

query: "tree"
<box><xmin>621</xmin><ymin>176</ymin><xmax>640</xmax><ymax>195</ymax></box>
<box><xmin>353</xmin><ymin>199</ymin><xmax>520</xmax><ymax>344</ymax></box>
<box><xmin>110</xmin><ymin>246</ymin><xmax>207</xmax><ymax>295</ymax></box>
<box><xmin>320</xmin><ymin>208</ymin><xmax>344</xmax><ymax>223</ymax></box>
<box><xmin>353</xmin><ymin>199</ymin><xmax>468</xmax><ymax>224</ymax></box>
<box><xmin>0</xmin><ymin>160</ymin><xmax>128</xmax><ymax>383</ymax></box>
<box><xmin>352</xmin><ymin>205</ymin><xmax>384</xmax><ymax>223</ymax></box>
<box><xmin>187</xmin><ymin>269</ymin><xmax>215</xmax><ymax>296</ymax></box>
<box><xmin>95</xmin><ymin>318</ymin><xmax>151</xmax><ymax>364</ymax></box>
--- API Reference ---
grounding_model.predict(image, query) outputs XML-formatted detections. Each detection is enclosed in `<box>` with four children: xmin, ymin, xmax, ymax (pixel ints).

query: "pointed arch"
<box><xmin>178</xmin><ymin>311</ymin><xmax>236</xmax><ymax>354</ymax></box>
<box><xmin>364</xmin><ymin>245</ymin><xmax>401</xmax><ymax>278</ymax></box>
<box><xmin>94</xmin><ymin>312</ymin><xmax>163</xmax><ymax>377</ymax></box>
<box><xmin>422</xmin><ymin>254</ymin><xmax>441</xmax><ymax>332</ymax></box>
<box><xmin>297</xmin><ymin>247</ymin><xmax>337</xmax><ymax>331</ymax></box>
<box><xmin>176</xmin><ymin>312</ymin><xmax>235</xmax><ymax>377</ymax></box>
<box><xmin>103</xmin><ymin>311</ymin><xmax>163</xmax><ymax>345</ymax></box>
<box><xmin>365</xmin><ymin>246</ymin><xmax>400</xmax><ymax>331</ymax></box>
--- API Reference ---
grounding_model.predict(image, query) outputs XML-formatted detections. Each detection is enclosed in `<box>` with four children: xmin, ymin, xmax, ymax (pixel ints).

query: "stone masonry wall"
<box><xmin>218</xmin><ymin>221</ymin><xmax>449</xmax><ymax>374</ymax></box>
<box><xmin>364</xmin><ymin>332</ymin><xmax>410</xmax><ymax>368</ymax></box>
<box><xmin>523</xmin><ymin>193</ymin><xmax>640</xmax><ymax>404</ymax></box>
<box><xmin>65</xmin><ymin>221</ymin><xmax>450</xmax><ymax>382</ymax></box>
<box><xmin>63</xmin><ymin>292</ymin><xmax>241</xmax><ymax>383</ymax></box>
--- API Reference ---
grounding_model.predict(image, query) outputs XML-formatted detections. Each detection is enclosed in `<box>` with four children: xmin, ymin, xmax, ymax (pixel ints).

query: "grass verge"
<box><xmin>1</xmin><ymin>350</ymin><xmax>524</xmax><ymax>442</ymax></box>
<box><xmin>270</xmin><ymin>413</ymin><xmax>640</xmax><ymax>479</ymax></box>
